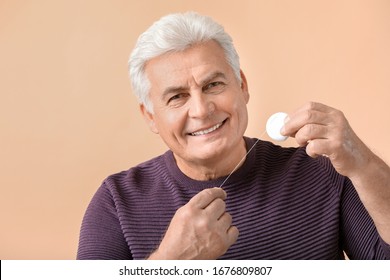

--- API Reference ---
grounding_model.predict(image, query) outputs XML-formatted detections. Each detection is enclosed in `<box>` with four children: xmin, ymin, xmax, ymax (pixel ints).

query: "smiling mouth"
<box><xmin>189</xmin><ymin>119</ymin><xmax>227</xmax><ymax>136</ymax></box>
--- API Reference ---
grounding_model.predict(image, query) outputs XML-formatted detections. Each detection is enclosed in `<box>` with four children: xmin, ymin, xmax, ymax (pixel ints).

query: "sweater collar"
<box><xmin>163</xmin><ymin>137</ymin><xmax>258</xmax><ymax>190</ymax></box>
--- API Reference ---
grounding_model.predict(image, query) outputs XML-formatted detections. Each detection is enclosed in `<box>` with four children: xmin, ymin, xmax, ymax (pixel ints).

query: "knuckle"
<box><xmin>224</xmin><ymin>213</ymin><xmax>232</xmax><ymax>224</ymax></box>
<box><xmin>306</xmin><ymin>101</ymin><xmax>317</xmax><ymax>110</ymax></box>
<box><xmin>176</xmin><ymin>205</ymin><xmax>193</xmax><ymax>220</ymax></box>
<box><xmin>295</xmin><ymin>129</ymin><xmax>309</xmax><ymax>145</ymax></box>
<box><xmin>304</xmin><ymin>110</ymin><xmax>314</xmax><ymax>122</ymax></box>
<box><xmin>219</xmin><ymin>211</ymin><xmax>232</xmax><ymax>224</ymax></box>
<box><xmin>224</xmin><ymin>211</ymin><xmax>232</xmax><ymax>220</ymax></box>
<box><xmin>195</xmin><ymin>217</ymin><xmax>210</xmax><ymax>231</ymax></box>
<box><xmin>203</xmin><ymin>187</ymin><xmax>223</xmax><ymax>198</ymax></box>
<box><xmin>202</xmin><ymin>188</ymin><xmax>214</xmax><ymax>197</ymax></box>
<box><xmin>215</xmin><ymin>198</ymin><xmax>226</xmax><ymax>209</ymax></box>
<box><xmin>306</xmin><ymin>123</ymin><xmax>316</xmax><ymax>135</ymax></box>
<box><xmin>332</xmin><ymin>110</ymin><xmax>344</xmax><ymax>124</ymax></box>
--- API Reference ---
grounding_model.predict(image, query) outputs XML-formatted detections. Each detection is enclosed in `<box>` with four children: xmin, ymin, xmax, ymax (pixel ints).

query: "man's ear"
<box><xmin>140</xmin><ymin>104</ymin><xmax>159</xmax><ymax>134</ymax></box>
<box><xmin>240</xmin><ymin>69</ymin><xmax>250</xmax><ymax>104</ymax></box>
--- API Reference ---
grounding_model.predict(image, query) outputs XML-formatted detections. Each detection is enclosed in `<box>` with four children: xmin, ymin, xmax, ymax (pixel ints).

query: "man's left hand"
<box><xmin>281</xmin><ymin>101</ymin><xmax>372</xmax><ymax>179</ymax></box>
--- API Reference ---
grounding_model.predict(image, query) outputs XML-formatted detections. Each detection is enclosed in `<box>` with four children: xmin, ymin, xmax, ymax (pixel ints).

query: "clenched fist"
<box><xmin>148</xmin><ymin>187</ymin><xmax>239</xmax><ymax>259</ymax></box>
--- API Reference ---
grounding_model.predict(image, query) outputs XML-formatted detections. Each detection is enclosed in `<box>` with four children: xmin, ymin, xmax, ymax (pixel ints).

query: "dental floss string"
<box><xmin>219</xmin><ymin>112</ymin><xmax>288</xmax><ymax>188</ymax></box>
<box><xmin>219</xmin><ymin>130</ymin><xmax>266</xmax><ymax>188</ymax></box>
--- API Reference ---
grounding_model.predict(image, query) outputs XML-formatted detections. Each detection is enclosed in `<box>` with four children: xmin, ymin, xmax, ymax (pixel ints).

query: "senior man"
<box><xmin>77</xmin><ymin>12</ymin><xmax>390</xmax><ymax>260</ymax></box>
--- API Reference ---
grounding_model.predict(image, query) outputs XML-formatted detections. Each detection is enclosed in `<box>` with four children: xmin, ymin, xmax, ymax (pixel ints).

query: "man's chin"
<box><xmin>187</xmin><ymin>147</ymin><xmax>225</xmax><ymax>163</ymax></box>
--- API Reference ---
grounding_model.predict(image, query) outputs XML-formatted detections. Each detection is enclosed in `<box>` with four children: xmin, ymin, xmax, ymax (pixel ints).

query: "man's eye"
<box><xmin>167</xmin><ymin>93</ymin><xmax>187</xmax><ymax>104</ymax></box>
<box><xmin>168</xmin><ymin>94</ymin><xmax>180</xmax><ymax>102</ymax></box>
<box><xmin>204</xmin><ymin>81</ymin><xmax>224</xmax><ymax>92</ymax></box>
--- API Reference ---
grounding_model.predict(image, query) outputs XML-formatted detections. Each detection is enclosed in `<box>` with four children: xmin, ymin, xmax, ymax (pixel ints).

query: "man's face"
<box><xmin>142</xmin><ymin>40</ymin><xmax>249</xmax><ymax>169</ymax></box>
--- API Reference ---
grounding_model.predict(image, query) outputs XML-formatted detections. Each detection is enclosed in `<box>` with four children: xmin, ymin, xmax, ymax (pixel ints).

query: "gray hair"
<box><xmin>128</xmin><ymin>11</ymin><xmax>241</xmax><ymax>113</ymax></box>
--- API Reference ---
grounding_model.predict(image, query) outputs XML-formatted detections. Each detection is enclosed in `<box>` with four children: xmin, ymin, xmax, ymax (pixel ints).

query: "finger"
<box><xmin>204</xmin><ymin>197</ymin><xmax>226</xmax><ymax>220</ymax></box>
<box><xmin>281</xmin><ymin>102</ymin><xmax>334</xmax><ymax>137</ymax></box>
<box><xmin>282</xmin><ymin>109</ymin><xmax>329</xmax><ymax>137</ymax></box>
<box><xmin>217</xmin><ymin>211</ymin><xmax>232</xmax><ymax>229</ymax></box>
<box><xmin>226</xmin><ymin>225</ymin><xmax>239</xmax><ymax>246</ymax></box>
<box><xmin>298</xmin><ymin>101</ymin><xmax>334</xmax><ymax>114</ymax></box>
<box><xmin>305</xmin><ymin>138</ymin><xmax>333</xmax><ymax>158</ymax></box>
<box><xmin>294</xmin><ymin>123</ymin><xmax>329</xmax><ymax>146</ymax></box>
<box><xmin>218</xmin><ymin>213</ymin><xmax>239</xmax><ymax>247</ymax></box>
<box><xmin>189</xmin><ymin>187</ymin><xmax>226</xmax><ymax>209</ymax></box>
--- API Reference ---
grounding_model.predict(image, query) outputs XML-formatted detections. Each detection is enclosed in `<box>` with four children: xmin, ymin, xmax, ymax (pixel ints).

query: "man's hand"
<box><xmin>148</xmin><ymin>187</ymin><xmax>239</xmax><ymax>260</ymax></box>
<box><xmin>281</xmin><ymin>101</ymin><xmax>371</xmax><ymax>179</ymax></box>
<box><xmin>149</xmin><ymin>188</ymin><xmax>238</xmax><ymax>260</ymax></box>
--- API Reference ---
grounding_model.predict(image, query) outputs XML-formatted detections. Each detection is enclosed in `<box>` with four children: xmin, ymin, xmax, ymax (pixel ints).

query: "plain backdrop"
<box><xmin>1</xmin><ymin>0</ymin><xmax>389</xmax><ymax>259</ymax></box>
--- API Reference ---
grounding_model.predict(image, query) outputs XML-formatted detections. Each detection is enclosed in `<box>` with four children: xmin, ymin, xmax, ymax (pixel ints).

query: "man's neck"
<box><xmin>173</xmin><ymin>138</ymin><xmax>247</xmax><ymax>181</ymax></box>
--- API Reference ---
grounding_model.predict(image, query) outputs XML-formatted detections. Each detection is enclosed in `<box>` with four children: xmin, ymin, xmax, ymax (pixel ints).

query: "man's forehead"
<box><xmin>147</xmin><ymin>61</ymin><xmax>229</xmax><ymax>88</ymax></box>
<box><xmin>145</xmin><ymin>41</ymin><xmax>232</xmax><ymax>90</ymax></box>
<box><xmin>164</xmin><ymin>67</ymin><xmax>229</xmax><ymax>92</ymax></box>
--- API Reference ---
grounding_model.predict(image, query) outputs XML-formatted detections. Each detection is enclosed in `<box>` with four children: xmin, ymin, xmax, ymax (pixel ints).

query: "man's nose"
<box><xmin>188</xmin><ymin>94</ymin><xmax>215</xmax><ymax>119</ymax></box>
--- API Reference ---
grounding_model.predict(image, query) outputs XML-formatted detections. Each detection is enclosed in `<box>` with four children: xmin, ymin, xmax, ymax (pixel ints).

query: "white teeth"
<box><xmin>190</xmin><ymin>122</ymin><xmax>223</xmax><ymax>136</ymax></box>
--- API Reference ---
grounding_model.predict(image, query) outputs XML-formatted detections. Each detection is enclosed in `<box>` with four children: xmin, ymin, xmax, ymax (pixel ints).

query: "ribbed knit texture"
<box><xmin>77</xmin><ymin>137</ymin><xmax>390</xmax><ymax>259</ymax></box>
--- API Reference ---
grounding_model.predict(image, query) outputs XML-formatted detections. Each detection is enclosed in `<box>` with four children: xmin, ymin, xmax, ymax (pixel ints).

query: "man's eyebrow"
<box><xmin>161</xmin><ymin>71</ymin><xmax>227</xmax><ymax>99</ymax></box>
<box><xmin>162</xmin><ymin>85</ymin><xmax>189</xmax><ymax>99</ymax></box>
<box><xmin>200</xmin><ymin>71</ymin><xmax>227</xmax><ymax>86</ymax></box>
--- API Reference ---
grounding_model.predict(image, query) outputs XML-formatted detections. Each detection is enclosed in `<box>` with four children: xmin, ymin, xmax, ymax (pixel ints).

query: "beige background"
<box><xmin>1</xmin><ymin>0</ymin><xmax>389</xmax><ymax>259</ymax></box>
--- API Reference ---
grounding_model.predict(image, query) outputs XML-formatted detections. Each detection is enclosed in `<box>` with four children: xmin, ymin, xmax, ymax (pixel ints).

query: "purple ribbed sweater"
<box><xmin>77</xmin><ymin>137</ymin><xmax>390</xmax><ymax>259</ymax></box>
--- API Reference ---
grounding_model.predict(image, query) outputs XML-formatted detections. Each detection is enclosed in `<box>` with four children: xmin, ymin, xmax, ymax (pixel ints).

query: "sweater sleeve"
<box><xmin>316</xmin><ymin>156</ymin><xmax>390</xmax><ymax>259</ymax></box>
<box><xmin>339</xmin><ymin>175</ymin><xmax>390</xmax><ymax>259</ymax></box>
<box><xmin>77</xmin><ymin>181</ymin><xmax>132</xmax><ymax>260</ymax></box>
